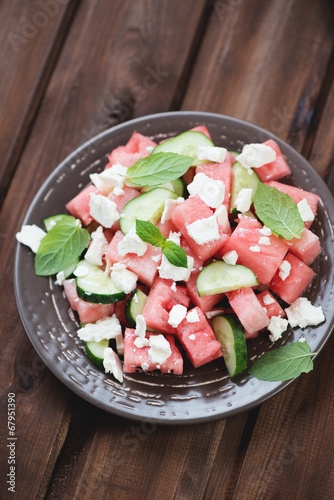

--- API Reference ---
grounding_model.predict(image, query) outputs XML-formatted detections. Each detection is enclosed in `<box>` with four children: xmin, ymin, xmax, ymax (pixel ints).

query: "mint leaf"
<box><xmin>163</xmin><ymin>240</ymin><xmax>188</xmax><ymax>268</ymax></box>
<box><xmin>127</xmin><ymin>153</ymin><xmax>193</xmax><ymax>186</ymax></box>
<box><xmin>135</xmin><ymin>219</ymin><xmax>166</xmax><ymax>247</ymax></box>
<box><xmin>249</xmin><ymin>341</ymin><xmax>315</xmax><ymax>382</ymax></box>
<box><xmin>35</xmin><ymin>216</ymin><xmax>90</xmax><ymax>276</ymax></box>
<box><xmin>254</xmin><ymin>182</ymin><xmax>304</xmax><ymax>240</ymax></box>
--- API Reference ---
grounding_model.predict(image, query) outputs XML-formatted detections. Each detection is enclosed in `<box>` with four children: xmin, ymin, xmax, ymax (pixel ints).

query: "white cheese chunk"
<box><xmin>73</xmin><ymin>262</ymin><xmax>90</xmax><ymax>277</ymax></box>
<box><xmin>55</xmin><ymin>270</ymin><xmax>66</xmax><ymax>286</ymax></box>
<box><xmin>117</xmin><ymin>225</ymin><xmax>148</xmax><ymax>257</ymax></box>
<box><xmin>249</xmin><ymin>246</ymin><xmax>261</xmax><ymax>253</ymax></box>
<box><xmin>222</xmin><ymin>250</ymin><xmax>238</xmax><ymax>265</ymax></box>
<box><xmin>110</xmin><ymin>262</ymin><xmax>138</xmax><ymax>294</ymax></box>
<box><xmin>171</xmin><ymin>281</ymin><xmax>177</xmax><ymax>292</ymax></box>
<box><xmin>158</xmin><ymin>253</ymin><xmax>194</xmax><ymax>282</ymax></box>
<box><xmin>90</xmin><ymin>173</ymin><xmax>112</xmax><ymax>195</ymax></box>
<box><xmin>148</xmin><ymin>334</ymin><xmax>172</xmax><ymax>365</ymax></box>
<box><xmin>297</xmin><ymin>198</ymin><xmax>315</xmax><ymax>222</ymax></box>
<box><xmin>16</xmin><ymin>224</ymin><xmax>47</xmax><ymax>253</ymax></box>
<box><xmin>187</xmin><ymin>309</ymin><xmax>200</xmax><ymax>323</ymax></box>
<box><xmin>236</xmin><ymin>143</ymin><xmax>276</xmax><ymax>169</ymax></box>
<box><xmin>135</xmin><ymin>314</ymin><xmax>147</xmax><ymax>339</ymax></box>
<box><xmin>259</xmin><ymin>226</ymin><xmax>272</xmax><ymax>236</ymax></box>
<box><xmin>89</xmin><ymin>193</ymin><xmax>120</xmax><ymax>228</ymax></box>
<box><xmin>263</xmin><ymin>293</ymin><xmax>275</xmax><ymax>306</ymax></box>
<box><xmin>235</xmin><ymin>188</ymin><xmax>253</xmax><ymax>213</ymax></box>
<box><xmin>196</xmin><ymin>145</ymin><xmax>227</xmax><ymax>163</ymax></box>
<box><xmin>285</xmin><ymin>297</ymin><xmax>325</xmax><ymax>329</ymax></box>
<box><xmin>186</xmin><ymin>215</ymin><xmax>220</xmax><ymax>245</ymax></box>
<box><xmin>77</xmin><ymin>314</ymin><xmax>122</xmax><ymax>342</ymax></box>
<box><xmin>99</xmin><ymin>163</ymin><xmax>127</xmax><ymax>189</ymax></box>
<box><xmin>168</xmin><ymin>304</ymin><xmax>187</xmax><ymax>328</ymax></box>
<box><xmin>215</xmin><ymin>204</ymin><xmax>230</xmax><ymax>233</ymax></box>
<box><xmin>188</xmin><ymin>334</ymin><xmax>196</xmax><ymax>340</ymax></box>
<box><xmin>141</xmin><ymin>362</ymin><xmax>150</xmax><ymax>371</ymax></box>
<box><xmin>151</xmin><ymin>254</ymin><xmax>162</xmax><ymax>264</ymax></box>
<box><xmin>279</xmin><ymin>260</ymin><xmax>291</xmax><ymax>281</ymax></box>
<box><xmin>161</xmin><ymin>197</ymin><xmax>184</xmax><ymax>224</ymax></box>
<box><xmin>103</xmin><ymin>347</ymin><xmax>123</xmax><ymax>383</ymax></box>
<box><xmin>85</xmin><ymin>226</ymin><xmax>109</xmax><ymax>266</ymax></box>
<box><xmin>116</xmin><ymin>333</ymin><xmax>124</xmax><ymax>356</ymax></box>
<box><xmin>268</xmin><ymin>316</ymin><xmax>289</xmax><ymax>342</ymax></box>
<box><xmin>258</xmin><ymin>236</ymin><xmax>271</xmax><ymax>246</ymax></box>
<box><xmin>187</xmin><ymin>172</ymin><xmax>225</xmax><ymax>208</ymax></box>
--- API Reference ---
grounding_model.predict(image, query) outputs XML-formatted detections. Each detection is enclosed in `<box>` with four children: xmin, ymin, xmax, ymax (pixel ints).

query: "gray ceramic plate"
<box><xmin>14</xmin><ymin>112</ymin><xmax>334</xmax><ymax>424</ymax></box>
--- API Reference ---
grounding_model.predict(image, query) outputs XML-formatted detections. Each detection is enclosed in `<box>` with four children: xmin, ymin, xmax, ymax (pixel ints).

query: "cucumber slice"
<box><xmin>211</xmin><ymin>314</ymin><xmax>247</xmax><ymax>377</ymax></box>
<box><xmin>43</xmin><ymin>214</ymin><xmax>68</xmax><ymax>231</ymax></box>
<box><xmin>197</xmin><ymin>261</ymin><xmax>258</xmax><ymax>296</ymax></box>
<box><xmin>84</xmin><ymin>338</ymin><xmax>109</xmax><ymax>369</ymax></box>
<box><xmin>140</xmin><ymin>177</ymin><xmax>185</xmax><ymax>197</ymax></box>
<box><xmin>120</xmin><ymin>187</ymin><xmax>178</xmax><ymax>235</ymax></box>
<box><xmin>152</xmin><ymin>131</ymin><xmax>215</xmax><ymax>166</ymax></box>
<box><xmin>230</xmin><ymin>162</ymin><xmax>259</xmax><ymax>213</ymax></box>
<box><xmin>76</xmin><ymin>261</ymin><xmax>126</xmax><ymax>304</ymax></box>
<box><xmin>124</xmin><ymin>288</ymin><xmax>148</xmax><ymax>327</ymax></box>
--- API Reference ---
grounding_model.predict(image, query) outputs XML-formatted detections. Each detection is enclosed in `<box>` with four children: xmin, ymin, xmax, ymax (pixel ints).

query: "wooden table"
<box><xmin>1</xmin><ymin>1</ymin><xmax>334</xmax><ymax>498</ymax></box>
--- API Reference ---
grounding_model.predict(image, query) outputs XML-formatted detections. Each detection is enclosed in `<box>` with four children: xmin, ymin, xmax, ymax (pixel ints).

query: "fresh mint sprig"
<box><xmin>35</xmin><ymin>216</ymin><xmax>90</xmax><ymax>276</ymax></box>
<box><xmin>254</xmin><ymin>182</ymin><xmax>304</xmax><ymax>240</ymax></box>
<box><xmin>135</xmin><ymin>219</ymin><xmax>188</xmax><ymax>268</ymax></box>
<box><xmin>126</xmin><ymin>153</ymin><xmax>193</xmax><ymax>187</ymax></box>
<box><xmin>249</xmin><ymin>341</ymin><xmax>317</xmax><ymax>382</ymax></box>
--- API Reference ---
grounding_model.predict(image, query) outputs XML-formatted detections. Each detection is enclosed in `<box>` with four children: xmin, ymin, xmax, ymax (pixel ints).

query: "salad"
<box><xmin>16</xmin><ymin>125</ymin><xmax>326</xmax><ymax>384</ymax></box>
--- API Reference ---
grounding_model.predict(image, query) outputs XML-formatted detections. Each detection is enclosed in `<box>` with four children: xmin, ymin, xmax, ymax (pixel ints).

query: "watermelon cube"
<box><xmin>186</xmin><ymin>270</ymin><xmax>224</xmax><ymax>313</ymax></box>
<box><xmin>254</xmin><ymin>140</ymin><xmax>291</xmax><ymax>182</ymax></box>
<box><xmin>286</xmin><ymin>228</ymin><xmax>322</xmax><ymax>265</ymax></box>
<box><xmin>65</xmin><ymin>185</ymin><xmax>101</xmax><ymax>226</ymax></box>
<box><xmin>63</xmin><ymin>279</ymin><xmax>115</xmax><ymax>324</ymax></box>
<box><xmin>189</xmin><ymin>125</ymin><xmax>212</xmax><ymax>140</ymax></box>
<box><xmin>266</xmin><ymin>181</ymin><xmax>319</xmax><ymax>229</ymax></box>
<box><xmin>196</xmin><ymin>160</ymin><xmax>232</xmax><ymax>212</ymax></box>
<box><xmin>142</xmin><ymin>278</ymin><xmax>190</xmax><ymax>335</ymax></box>
<box><xmin>221</xmin><ymin>217</ymin><xmax>289</xmax><ymax>284</ymax></box>
<box><xmin>157</xmin><ymin>218</ymin><xmax>178</xmax><ymax>238</ymax></box>
<box><xmin>227</xmin><ymin>287</ymin><xmax>270</xmax><ymax>338</ymax></box>
<box><xmin>171</xmin><ymin>195</ymin><xmax>229</xmax><ymax>261</ymax></box>
<box><xmin>123</xmin><ymin>329</ymin><xmax>183</xmax><ymax>374</ymax></box>
<box><xmin>269</xmin><ymin>252</ymin><xmax>316</xmax><ymax>304</ymax></box>
<box><xmin>107</xmin><ymin>132</ymin><xmax>157</xmax><ymax>169</ymax></box>
<box><xmin>108</xmin><ymin>187</ymin><xmax>140</xmax><ymax>232</ymax></box>
<box><xmin>176</xmin><ymin>307</ymin><xmax>222</xmax><ymax>368</ymax></box>
<box><xmin>256</xmin><ymin>291</ymin><xmax>285</xmax><ymax>319</ymax></box>
<box><xmin>106</xmin><ymin>230</ymin><xmax>161</xmax><ymax>287</ymax></box>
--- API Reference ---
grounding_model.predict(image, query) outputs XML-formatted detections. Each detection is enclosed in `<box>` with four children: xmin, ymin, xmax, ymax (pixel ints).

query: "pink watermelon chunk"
<box><xmin>266</xmin><ymin>181</ymin><xmax>319</xmax><ymax>229</ymax></box>
<box><xmin>105</xmin><ymin>230</ymin><xmax>162</xmax><ymax>287</ymax></box>
<box><xmin>189</xmin><ymin>125</ymin><xmax>212</xmax><ymax>140</ymax></box>
<box><xmin>157</xmin><ymin>218</ymin><xmax>178</xmax><ymax>238</ymax></box>
<box><xmin>142</xmin><ymin>278</ymin><xmax>190</xmax><ymax>335</ymax></box>
<box><xmin>65</xmin><ymin>185</ymin><xmax>101</xmax><ymax>226</ymax></box>
<box><xmin>63</xmin><ymin>279</ymin><xmax>115</xmax><ymax>324</ymax></box>
<box><xmin>186</xmin><ymin>270</ymin><xmax>224</xmax><ymax>313</ymax></box>
<box><xmin>286</xmin><ymin>227</ymin><xmax>322</xmax><ymax>265</ymax></box>
<box><xmin>123</xmin><ymin>329</ymin><xmax>183</xmax><ymax>374</ymax></box>
<box><xmin>196</xmin><ymin>160</ymin><xmax>232</xmax><ymax>212</ymax></box>
<box><xmin>176</xmin><ymin>307</ymin><xmax>222</xmax><ymax>368</ymax></box>
<box><xmin>256</xmin><ymin>291</ymin><xmax>285</xmax><ymax>319</ymax></box>
<box><xmin>107</xmin><ymin>132</ymin><xmax>157</xmax><ymax>169</ymax></box>
<box><xmin>254</xmin><ymin>140</ymin><xmax>291</xmax><ymax>182</ymax></box>
<box><xmin>108</xmin><ymin>187</ymin><xmax>140</xmax><ymax>232</ymax></box>
<box><xmin>171</xmin><ymin>195</ymin><xmax>229</xmax><ymax>261</ymax></box>
<box><xmin>227</xmin><ymin>287</ymin><xmax>270</xmax><ymax>338</ymax></box>
<box><xmin>221</xmin><ymin>217</ymin><xmax>289</xmax><ymax>284</ymax></box>
<box><xmin>269</xmin><ymin>252</ymin><xmax>316</xmax><ymax>304</ymax></box>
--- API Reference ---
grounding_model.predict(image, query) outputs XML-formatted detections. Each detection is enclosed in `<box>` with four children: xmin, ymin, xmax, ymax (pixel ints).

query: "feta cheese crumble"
<box><xmin>117</xmin><ymin>225</ymin><xmax>148</xmax><ymax>257</ymax></box>
<box><xmin>161</xmin><ymin>197</ymin><xmax>184</xmax><ymax>224</ymax></box>
<box><xmin>148</xmin><ymin>335</ymin><xmax>172</xmax><ymax>365</ymax></box>
<box><xmin>168</xmin><ymin>304</ymin><xmax>187</xmax><ymax>328</ymax></box>
<box><xmin>134</xmin><ymin>314</ymin><xmax>149</xmax><ymax>348</ymax></box>
<box><xmin>236</xmin><ymin>143</ymin><xmax>276</xmax><ymax>169</ymax></box>
<box><xmin>186</xmin><ymin>215</ymin><xmax>220</xmax><ymax>245</ymax></box>
<box><xmin>263</xmin><ymin>293</ymin><xmax>275</xmax><ymax>306</ymax></box>
<box><xmin>279</xmin><ymin>260</ymin><xmax>291</xmax><ymax>281</ymax></box>
<box><xmin>110</xmin><ymin>262</ymin><xmax>138</xmax><ymax>294</ymax></box>
<box><xmin>268</xmin><ymin>316</ymin><xmax>289</xmax><ymax>342</ymax></box>
<box><xmin>158</xmin><ymin>232</ymin><xmax>193</xmax><ymax>281</ymax></box>
<box><xmin>187</xmin><ymin>309</ymin><xmax>200</xmax><ymax>323</ymax></box>
<box><xmin>103</xmin><ymin>347</ymin><xmax>123</xmax><ymax>383</ymax></box>
<box><xmin>249</xmin><ymin>246</ymin><xmax>261</xmax><ymax>253</ymax></box>
<box><xmin>16</xmin><ymin>224</ymin><xmax>47</xmax><ymax>253</ymax></box>
<box><xmin>196</xmin><ymin>145</ymin><xmax>227</xmax><ymax>163</ymax></box>
<box><xmin>297</xmin><ymin>198</ymin><xmax>315</xmax><ymax>222</ymax></box>
<box><xmin>235</xmin><ymin>188</ymin><xmax>253</xmax><ymax>213</ymax></box>
<box><xmin>285</xmin><ymin>297</ymin><xmax>325</xmax><ymax>329</ymax></box>
<box><xmin>187</xmin><ymin>172</ymin><xmax>225</xmax><ymax>208</ymax></box>
<box><xmin>215</xmin><ymin>204</ymin><xmax>230</xmax><ymax>233</ymax></box>
<box><xmin>258</xmin><ymin>236</ymin><xmax>271</xmax><ymax>246</ymax></box>
<box><xmin>222</xmin><ymin>250</ymin><xmax>238</xmax><ymax>265</ymax></box>
<box><xmin>259</xmin><ymin>226</ymin><xmax>272</xmax><ymax>236</ymax></box>
<box><xmin>73</xmin><ymin>262</ymin><xmax>90</xmax><ymax>277</ymax></box>
<box><xmin>85</xmin><ymin>226</ymin><xmax>109</xmax><ymax>266</ymax></box>
<box><xmin>141</xmin><ymin>362</ymin><xmax>150</xmax><ymax>371</ymax></box>
<box><xmin>89</xmin><ymin>193</ymin><xmax>119</xmax><ymax>228</ymax></box>
<box><xmin>77</xmin><ymin>315</ymin><xmax>122</xmax><ymax>342</ymax></box>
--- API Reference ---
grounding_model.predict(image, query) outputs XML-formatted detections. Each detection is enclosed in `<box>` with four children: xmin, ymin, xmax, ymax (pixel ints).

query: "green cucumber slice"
<box><xmin>120</xmin><ymin>187</ymin><xmax>178</xmax><ymax>235</ymax></box>
<box><xmin>211</xmin><ymin>314</ymin><xmax>247</xmax><ymax>377</ymax></box>
<box><xmin>140</xmin><ymin>177</ymin><xmax>185</xmax><ymax>197</ymax></box>
<box><xmin>43</xmin><ymin>214</ymin><xmax>68</xmax><ymax>231</ymax></box>
<box><xmin>76</xmin><ymin>261</ymin><xmax>126</xmax><ymax>304</ymax></box>
<box><xmin>124</xmin><ymin>288</ymin><xmax>148</xmax><ymax>327</ymax></box>
<box><xmin>152</xmin><ymin>131</ymin><xmax>215</xmax><ymax>166</ymax></box>
<box><xmin>197</xmin><ymin>261</ymin><xmax>258</xmax><ymax>296</ymax></box>
<box><xmin>230</xmin><ymin>161</ymin><xmax>259</xmax><ymax>213</ymax></box>
<box><xmin>84</xmin><ymin>338</ymin><xmax>109</xmax><ymax>369</ymax></box>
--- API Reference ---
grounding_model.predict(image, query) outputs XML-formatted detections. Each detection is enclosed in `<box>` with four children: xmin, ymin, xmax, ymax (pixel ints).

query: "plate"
<box><xmin>14</xmin><ymin>111</ymin><xmax>334</xmax><ymax>424</ymax></box>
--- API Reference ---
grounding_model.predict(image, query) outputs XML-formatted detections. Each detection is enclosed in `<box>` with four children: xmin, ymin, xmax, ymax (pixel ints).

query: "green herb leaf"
<box><xmin>249</xmin><ymin>341</ymin><xmax>315</xmax><ymax>382</ymax></box>
<box><xmin>163</xmin><ymin>240</ymin><xmax>188</xmax><ymax>268</ymax></box>
<box><xmin>135</xmin><ymin>219</ymin><xmax>166</xmax><ymax>247</ymax></box>
<box><xmin>35</xmin><ymin>216</ymin><xmax>90</xmax><ymax>276</ymax></box>
<box><xmin>127</xmin><ymin>152</ymin><xmax>193</xmax><ymax>186</ymax></box>
<box><xmin>254</xmin><ymin>182</ymin><xmax>304</xmax><ymax>240</ymax></box>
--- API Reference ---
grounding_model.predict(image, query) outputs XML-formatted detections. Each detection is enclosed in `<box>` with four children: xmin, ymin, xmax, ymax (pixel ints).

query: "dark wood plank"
<box><xmin>0</xmin><ymin>0</ymin><xmax>79</xmax><ymax>208</ymax></box>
